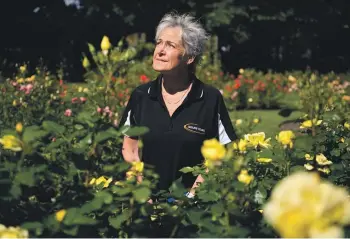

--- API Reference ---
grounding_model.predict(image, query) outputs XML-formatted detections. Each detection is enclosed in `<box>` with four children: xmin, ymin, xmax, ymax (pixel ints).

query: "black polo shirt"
<box><xmin>119</xmin><ymin>74</ymin><xmax>237</xmax><ymax>190</ymax></box>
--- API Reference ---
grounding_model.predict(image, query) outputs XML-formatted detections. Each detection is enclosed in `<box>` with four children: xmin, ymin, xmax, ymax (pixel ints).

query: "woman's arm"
<box><xmin>122</xmin><ymin>136</ymin><xmax>140</xmax><ymax>163</ymax></box>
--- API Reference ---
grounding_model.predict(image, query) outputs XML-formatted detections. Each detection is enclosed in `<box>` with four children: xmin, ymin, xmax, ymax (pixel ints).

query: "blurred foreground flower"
<box><xmin>201</xmin><ymin>138</ymin><xmax>226</xmax><ymax>161</ymax></box>
<box><xmin>263</xmin><ymin>171</ymin><xmax>350</xmax><ymax>238</ymax></box>
<box><xmin>0</xmin><ymin>135</ymin><xmax>22</xmax><ymax>151</ymax></box>
<box><xmin>0</xmin><ymin>224</ymin><xmax>29</xmax><ymax>238</ymax></box>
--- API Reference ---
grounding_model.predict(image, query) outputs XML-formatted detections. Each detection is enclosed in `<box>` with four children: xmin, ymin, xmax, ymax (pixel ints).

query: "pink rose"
<box><xmin>64</xmin><ymin>109</ymin><xmax>72</xmax><ymax>117</ymax></box>
<box><xmin>71</xmin><ymin>97</ymin><xmax>79</xmax><ymax>103</ymax></box>
<box><xmin>79</xmin><ymin>97</ymin><xmax>87</xmax><ymax>103</ymax></box>
<box><xmin>104</xmin><ymin>106</ymin><xmax>111</xmax><ymax>113</ymax></box>
<box><xmin>97</xmin><ymin>107</ymin><xmax>102</xmax><ymax>113</ymax></box>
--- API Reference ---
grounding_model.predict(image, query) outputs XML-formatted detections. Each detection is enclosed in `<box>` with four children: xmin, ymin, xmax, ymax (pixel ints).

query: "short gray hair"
<box><xmin>155</xmin><ymin>12</ymin><xmax>209</xmax><ymax>62</ymax></box>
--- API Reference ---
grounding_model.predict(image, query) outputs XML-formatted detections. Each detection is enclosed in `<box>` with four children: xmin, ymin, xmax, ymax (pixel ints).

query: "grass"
<box><xmin>230</xmin><ymin>109</ymin><xmax>304</xmax><ymax>136</ymax></box>
<box><xmin>229</xmin><ymin>109</ymin><xmax>313</xmax><ymax>151</ymax></box>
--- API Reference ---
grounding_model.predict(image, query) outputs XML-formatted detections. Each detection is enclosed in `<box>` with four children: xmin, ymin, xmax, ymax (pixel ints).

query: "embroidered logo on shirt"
<box><xmin>184</xmin><ymin>123</ymin><xmax>205</xmax><ymax>135</ymax></box>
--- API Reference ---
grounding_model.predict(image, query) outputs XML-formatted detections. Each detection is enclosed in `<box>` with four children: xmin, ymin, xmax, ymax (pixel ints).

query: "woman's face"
<box><xmin>152</xmin><ymin>27</ymin><xmax>192</xmax><ymax>73</ymax></box>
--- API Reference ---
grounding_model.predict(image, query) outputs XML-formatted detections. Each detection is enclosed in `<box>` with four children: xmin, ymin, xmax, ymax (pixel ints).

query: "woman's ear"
<box><xmin>186</xmin><ymin>56</ymin><xmax>195</xmax><ymax>65</ymax></box>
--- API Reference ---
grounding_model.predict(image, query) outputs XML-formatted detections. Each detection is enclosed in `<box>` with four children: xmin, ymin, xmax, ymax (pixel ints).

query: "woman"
<box><xmin>119</xmin><ymin>12</ymin><xmax>237</xmax><ymax>198</ymax></box>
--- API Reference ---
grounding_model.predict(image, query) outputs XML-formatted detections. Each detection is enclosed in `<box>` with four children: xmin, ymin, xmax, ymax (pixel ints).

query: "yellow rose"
<box><xmin>201</xmin><ymin>138</ymin><xmax>226</xmax><ymax>161</ymax></box>
<box><xmin>304</xmin><ymin>163</ymin><xmax>314</xmax><ymax>170</ymax></box>
<box><xmin>233</xmin><ymin>139</ymin><xmax>247</xmax><ymax>153</ymax></box>
<box><xmin>248</xmin><ymin>98</ymin><xmax>253</xmax><ymax>103</ymax></box>
<box><xmin>19</xmin><ymin>65</ymin><xmax>27</xmax><ymax>73</ymax></box>
<box><xmin>16</xmin><ymin>122</ymin><xmax>23</xmax><ymax>134</ymax></box>
<box><xmin>239</xmin><ymin>68</ymin><xmax>244</xmax><ymax>74</ymax></box>
<box><xmin>78</xmin><ymin>87</ymin><xmax>83</xmax><ymax>92</ymax></box>
<box><xmin>89</xmin><ymin>178</ymin><xmax>96</xmax><ymax>185</ymax></box>
<box><xmin>55</xmin><ymin>209</ymin><xmax>67</xmax><ymax>222</ymax></box>
<box><xmin>131</xmin><ymin>161</ymin><xmax>144</xmax><ymax>173</ymax></box>
<box><xmin>318</xmin><ymin>167</ymin><xmax>331</xmax><ymax>174</ymax></box>
<box><xmin>344</xmin><ymin>122</ymin><xmax>350</xmax><ymax>129</ymax></box>
<box><xmin>263</xmin><ymin>171</ymin><xmax>350</xmax><ymax>238</ymax></box>
<box><xmin>315</xmin><ymin>153</ymin><xmax>332</xmax><ymax>166</ymax></box>
<box><xmin>12</xmin><ymin>100</ymin><xmax>17</xmax><ymax>106</ymax></box>
<box><xmin>83</xmin><ymin>88</ymin><xmax>89</xmax><ymax>93</ymax></box>
<box><xmin>244</xmin><ymin>132</ymin><xmax>271</xmax><ymax>149</ymax></box>
<box><xmin>101</xmin><ymin>35</ymin><xmax>112</xmax><ymax>51</ymax></box>
<box><xmin>257</xmin><ymin>157</ymin><xmax>272</xmax><ymax>163</ymax></box>
<box><xmin>16</xmin><ymin>78</ymin><xmax>25</xmax><ymax>84</ymax></box>
<box><xmin>288</xmin><ymin>75</ymin><xmax>297</xmax><ymax>83</ymax></box>
<box><xmin>0</xmin><ymin>224</ymin><xmax>29</xmax><ymax>238</ymax></box>
<box><xmin>235</xmin><ymin>119</ymin><xmax>242</xmax><ymax>125</ymax></box>
<box><xmin>0</xmin><ymin>135</ymin><xmax>22</xmax><ymax>151</ymax></box>
<box><xmin>300</xmin><ymin>119</ymin><xmax>322</xmax><ymax>129</ymax></box>
<box><xmin>305</xmin><ymin>153</ymin><xmax>313</xmax><ymax>160</ymax></box>
<box><xmin>253</xmin><ymin>118</ymin><xmax>259</xmax><ymax>124</ymax></box>
<box><xmin>90</xmin><ymin>176</ymin><xmax>112</xmax><ymax>188</ymax></box>
<box><xmin>276</xmin><ymin>130</ymin><xmax>295</xmax><ymax>148</ymax></box>
<box><xmin>25</xmin><ymin>75</ymin><xmax>35</xmax><ymax>82</ymax></box>
<box><xmin>237</xmin><ymin>169</ymin><xmax>254</xmax><ymax>185</ymax></box>
<box><xmin>82</xmin><ymin>57</ymin><xmax>90</xmax><ymax>69</ymax></box>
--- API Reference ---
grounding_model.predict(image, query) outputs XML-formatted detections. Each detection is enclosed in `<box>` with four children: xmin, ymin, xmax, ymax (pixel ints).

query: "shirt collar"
<box><xmin>148</xmin><ymin>74</ymin><xmax>204</xmax><ymax>102</ymax></box>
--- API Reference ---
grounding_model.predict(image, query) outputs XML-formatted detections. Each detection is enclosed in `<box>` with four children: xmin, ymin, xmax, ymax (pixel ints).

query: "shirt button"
<box><xmin>169</xmin><ymin>123</ymin><xmax>173</xmax><ymax>131</ymax></box>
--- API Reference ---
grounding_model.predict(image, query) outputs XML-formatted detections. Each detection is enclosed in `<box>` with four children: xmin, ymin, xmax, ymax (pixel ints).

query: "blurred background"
<box><xmin>0</xmin><ymin>0</ymin><xmax>349</xmax><ymax>82</ymax></box>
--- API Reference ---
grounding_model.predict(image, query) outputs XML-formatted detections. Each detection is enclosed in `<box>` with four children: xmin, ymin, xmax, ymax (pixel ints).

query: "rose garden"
<box><xmin>0</xmin><ymin>34</ymin><xmax>350</xmax><ymax>238</ymax></box>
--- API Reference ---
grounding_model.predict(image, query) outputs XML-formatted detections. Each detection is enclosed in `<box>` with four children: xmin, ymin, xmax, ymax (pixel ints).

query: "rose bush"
<box><xmin>0</xmin><ymin>34</ymin><xmax>349</xmax><ymax>238</ymax></box>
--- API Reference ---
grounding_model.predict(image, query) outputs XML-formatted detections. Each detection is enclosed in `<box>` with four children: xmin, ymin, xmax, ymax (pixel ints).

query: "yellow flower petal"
<box><xmin>55</xmin><ymin>209</ymin><xmax>67</xmax><ymax>222</ymax></box>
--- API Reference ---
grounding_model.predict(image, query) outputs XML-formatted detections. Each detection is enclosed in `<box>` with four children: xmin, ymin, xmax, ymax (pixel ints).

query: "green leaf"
<box><xmin>211</xmin><ymin>202</ymin><xmax>225</xmax><ymax>216</ymax></box>
<box><xmin>10</xmin><ymin>184</ymin><xmax>21</xmax><ymax>199</ymax></box>
<box><xmin>120</xmin><ymin>126</ymin><xmax>149</xmax><ymax>137</ymax></box>
<box><xmin>179</xmin><ymin>167</ymin><xmax>194</xmax><ymax>173</ymax></box>
<box><xmin>63</xmin><ymin>208</ymin><xmax>79</xmax><ymax>225</ymax></box>
<box><xmin>94</xmin><ymin>128</ymin><xmax>118</xmax><ymax>144</ymax></box>
<box><xmin>187</xmin><ymin>210</ymin><xmax>204</xmax><ymax>224</ymax></box>
<box><xmin>62</xmin><ymin>226</ymin><xmax>79</xmax><ymax>236</ymax></box>
<box><xmin>72</xmin><ymin>215</ymin><xmax>98</xmax><ymax>225</ymax></box>
<box><xmin>74</xmin><ymin>124</ymin><xmax>85</xmax><ymax>130</ymax></box>
<box><xmin>132</xmin><ymin>187</ymin><xmax>151</xmax><ymax>203</ymax></box>
<box><xmin>76</xmin><ymin>111</ymin><xmax>98</xmax><ymax>127</ymax></box>
<box><xmin>15</xmin><ymin>171</ymin><xmax>35</xmax><ymax>186</ymax></box>
<box><xmin>330</xmin><ymin>149</ymin><xmax>340</xmax><ymax>157</ymax></box>
<box><xmin>42</xmin><ymin>121</ymin><xmax>66</xmax><ymax>134</ymax></box>
<box><xmin>22</xmin><ymin>126</ymin><xmax>48</xmax><ymax>143</ymax></box>
<box><xmin>197</xmin><ymin>191</ymin><xmax>220</xmax><ymax>202</ymax></box>
<box><xmin>45</xmin><ymin>138</ymin><xmax>66</xmax><ymax>151</ymax></box>
<box><xmin>113</xmin><ymin>187</ymin><xmax>132</xmax><ymax>196</ymax></box>
<box><xmin>21</xmin><ymin>222</ymin><xmax>44</xmax><ymax>236</ymax></box>
<box><xmin>80</xmin><ymin>198</ymin><xmax>104</xmax><ymax>214</ymax></box>
<box><xmin>109</xmin><ymin>210</ymin><xmax>131</xmax><ymax>229</ymax></box>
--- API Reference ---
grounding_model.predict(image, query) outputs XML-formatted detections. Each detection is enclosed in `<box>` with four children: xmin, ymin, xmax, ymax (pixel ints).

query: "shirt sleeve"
<box><xmin>217</xmin><ymin>92</ymin><xmax>237</xmax><ymax>145</ymax></box>
<box><xmin>118</xmin><ymin>90</ymin><xmax>138</xmax><ymax>139</ymax></box>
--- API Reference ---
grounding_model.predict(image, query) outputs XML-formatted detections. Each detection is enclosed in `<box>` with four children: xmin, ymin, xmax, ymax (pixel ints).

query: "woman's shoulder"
<box><xmin>130</xmin><ymin>81</ymin><xmax>154</xmax><ymax>98</ymax></box>
<box><xmin>199</xmin><ymin>80</ymin><xmax>223</xmax><ymax>99</ymax></box>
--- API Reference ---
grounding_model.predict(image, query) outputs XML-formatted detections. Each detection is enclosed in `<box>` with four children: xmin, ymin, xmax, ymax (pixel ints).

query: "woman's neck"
<box><xmin>162</xmin><ymin>71</ymin><xmax>192</xmax><ymax>95</ymax></box>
